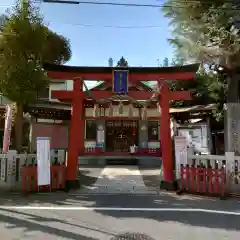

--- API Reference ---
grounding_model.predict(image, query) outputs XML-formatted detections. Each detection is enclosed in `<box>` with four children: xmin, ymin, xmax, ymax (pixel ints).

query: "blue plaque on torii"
<box><xmin>112</xmin><ymin>70</ymin><xmax>129</xmax><ymax>94</ymax></box>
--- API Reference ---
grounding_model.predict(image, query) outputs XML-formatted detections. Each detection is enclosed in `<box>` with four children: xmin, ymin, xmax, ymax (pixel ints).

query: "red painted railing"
<box><xmin>136</xmin><ymin>148</ymin><xmax>161</xmax><ymax>156</ymax></box>
<box><xmin>21</xmin><ymin>164</ymin><xmax>66</xmax><ymax>193</ymax></box>
<box><xmin>179</xmin><ymin>165</ymin><xmax>226</xmax><ymax>197</ymax></box>
<box><xmin>83</xmin><ymin>147</ymin><xmax>161</xmax><ymax>157</ymax></box>
<box><xmin>84</xmin><ymin>147</ymin><xmax>103</xmax><ymax>155</ymax></box>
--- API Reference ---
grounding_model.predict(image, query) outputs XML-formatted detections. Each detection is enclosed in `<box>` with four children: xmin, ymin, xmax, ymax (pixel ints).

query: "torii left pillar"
<box><xmin>158</xmin><ymin>80</ymin><xmax>191</xmax><ymax>190</ymax></box>
<box><xmin>52</xmin><ymin>78</ymin><xmax>85</xmax><ymax>191</ymax></box>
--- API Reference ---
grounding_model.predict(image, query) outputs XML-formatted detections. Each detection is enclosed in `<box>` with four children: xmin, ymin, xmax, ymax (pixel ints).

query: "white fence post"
<box><xmin>225</xmin><ymin>152</ymin><xmax>235</xmax><ymax>190</ymax></box>
<box><xmin>0</xmin><ymin>150</ymin><xmax>17</xmax><ymax>190</ymax></box>
<box><xmin>174</xmin><ymin>136</ymin><xmax>188</xmax><ymax>179</ymax></box>
<box><xmin>6</xmin><ymin>150</ymin><xmax>17</xmax><ymax>188</ymax></box>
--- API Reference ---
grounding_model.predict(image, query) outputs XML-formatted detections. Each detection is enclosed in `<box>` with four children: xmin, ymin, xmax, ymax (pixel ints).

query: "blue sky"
<box><xmin>0</xmin><ymin>0</ymin><xmax>173</xmax><ymax>88</ymax></box>
<box><xmin>0</xmin><ymin>0</ymin><xmax>173</xmax><ymax>67</ymax></box>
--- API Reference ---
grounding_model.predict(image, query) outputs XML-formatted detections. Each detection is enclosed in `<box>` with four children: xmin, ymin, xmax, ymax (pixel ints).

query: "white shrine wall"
<box><xmin>84</xmin><ymin>106</ymin><xmax>160</xmax><ymax>117</ymax></box>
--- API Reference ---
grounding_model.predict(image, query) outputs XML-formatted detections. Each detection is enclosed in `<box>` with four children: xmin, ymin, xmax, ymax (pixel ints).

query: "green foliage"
<box><xmin>43</xmin><ymin>28</ymin><xmax>71</xmax><ymax>65</ymax></box>
<box><xmin>162</xmin><ymin>1</ymin><xmax>236</xmax><ymax>121</ymax></box>
<box><xmin>0</xmin><ymin>0</ymin><xmax>71</xmax><ymax>104</ymax></box>
<box><xmin>163</xmin><ymin>0</ymin><xmax>240</xmax><ymax>68</ymax></box>
<box><xmin>160</xmin><ymin>57</ymin><xmax>226</xmax><ymax>121</ymax></box>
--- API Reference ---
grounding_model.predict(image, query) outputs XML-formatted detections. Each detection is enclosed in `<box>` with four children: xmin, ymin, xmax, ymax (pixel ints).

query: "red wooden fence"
<box><xmin>179</xmin><ymin>165</ymin><xmax>226</xmax><ymax>197</ymax></box>
<box><xmin>21</xmin><ymin>165</ymin><xmax>66</xmax><ymax>193</ymax></box>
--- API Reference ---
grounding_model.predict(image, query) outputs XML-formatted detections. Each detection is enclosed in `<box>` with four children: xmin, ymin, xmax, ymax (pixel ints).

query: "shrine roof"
<box><xmin>43</xmin><ymin>63</ymin><xmax>200</xmax><ymax>74</ymax></box>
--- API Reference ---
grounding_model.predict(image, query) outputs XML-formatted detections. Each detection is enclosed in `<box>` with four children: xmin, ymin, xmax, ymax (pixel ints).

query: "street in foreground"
<box><xmin>0</xmin><ymin>193</ymin><xmax>239</xmax><ymax>239</ymax></box>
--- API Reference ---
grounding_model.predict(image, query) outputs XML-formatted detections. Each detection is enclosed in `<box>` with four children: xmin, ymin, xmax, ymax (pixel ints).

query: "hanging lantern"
<box><xmin>141</xmin><ymin>106</ymin><xmax>147</xmax><ymax>120</ymax></box>
<box><xmin>109</xmin><ymin>103</ymin><xmax>113</xmax><ymax>116</ymax></box>
<box><xmin>119</xmin><ymin>101</ymin><xmax>123</xmax><ymax>115</ymax></box>
<box><xmin>128</xmin><ymin>104</ymin><xmax>134</xmax><ymax>117</ymax></box>
<box><xmin>93</xmin><ymin>104</ymin><xmax>100</xmax><ymax>117</ymax></box>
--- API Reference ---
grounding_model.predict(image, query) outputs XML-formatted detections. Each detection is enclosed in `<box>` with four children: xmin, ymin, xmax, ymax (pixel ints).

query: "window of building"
<box><xmin>85</xmin><ymin>120</ymin><xmax>97</xmax><ymax>139</ymax></box>
<box><xmin>148</xmin><ymin>121</ymin><xmax>159</xmax><ymax>140</ymax></box>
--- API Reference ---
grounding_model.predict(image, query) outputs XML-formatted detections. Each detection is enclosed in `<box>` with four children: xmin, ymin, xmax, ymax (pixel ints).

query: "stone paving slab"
<box><xmin>79</xmin><ymin>166</ymin><xmax>150</xmax><ymax>194</ymax></box>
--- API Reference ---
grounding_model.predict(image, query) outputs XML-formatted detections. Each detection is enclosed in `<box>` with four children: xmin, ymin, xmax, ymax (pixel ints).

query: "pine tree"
<box><xmin>0</xmin><ymin>0</ymin><xmax>71</xmax><ymax>151</ymax></box>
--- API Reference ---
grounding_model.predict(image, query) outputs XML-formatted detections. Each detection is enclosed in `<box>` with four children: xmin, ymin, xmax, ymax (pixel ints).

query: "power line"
<box><xmin>41</xmin><ymin>0</ymin><xmax>240</xmax><ymax>11</ymax></box>
<box><xmin>1</xmin><ymin>0</ymin><xmax>240</xmax><ymax>11</ymax></box>
<box><xmin>42</xmin><ymin>0</ymin><xmax>162</xmax><ymax>7</ymax></box>
<box><xmin>0</xmin><ymin>1</ymin><xmax>162</xmax><ymax>29</ymax></box>
<box><xmin>48</xmin><ymin>21</ymin><xmax>163</xmax><ymax>29</ymax></box>
<box><xmin>0</xmin><ymin>1</ymin><xmax>239</xmax><ymax>29</ymax></box>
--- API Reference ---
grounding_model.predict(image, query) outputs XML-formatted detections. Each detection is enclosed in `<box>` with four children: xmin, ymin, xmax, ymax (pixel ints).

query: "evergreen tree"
<box><xmin>0</xmin><ymin>0</ymin><xmax>71</xmax><ymax>150</ymax></box>
<box><xmin>162</xmin><ymin>0</ymin><xmax>240</xmax><ymax>121</ymax></box>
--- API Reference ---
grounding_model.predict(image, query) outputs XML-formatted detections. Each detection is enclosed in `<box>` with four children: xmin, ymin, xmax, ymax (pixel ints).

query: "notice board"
<box><xmin>37</xmin><ymin>137</ymin><xmax>51</xmax><ymax>186</ymax></box>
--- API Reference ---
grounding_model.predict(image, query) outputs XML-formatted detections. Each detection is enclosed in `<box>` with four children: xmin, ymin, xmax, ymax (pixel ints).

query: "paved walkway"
<box><xmin>80</xmin><ymin>166</ymin><xmax>152</xmax><ymax>194</ymax></box>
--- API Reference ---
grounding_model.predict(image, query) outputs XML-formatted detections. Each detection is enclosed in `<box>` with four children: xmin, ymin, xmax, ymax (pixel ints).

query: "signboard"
<box><xmin>113</xmin><ymin>70</ymin><xmax>128</xmax><ymax>94</ymax></box>
<box><xmin>178</xmin><ymin>123</ymin><xmax>210</xmax><ymax>154</ymax></box>
<box><xmin>36</xmin><ymin>137</ymin><xmax>51</xmax><ymax>186</ymax></box>
<box><xmin>174</xmin><ymin>136</ymin><xmax>188</xmax><ymax>179</ymax></box>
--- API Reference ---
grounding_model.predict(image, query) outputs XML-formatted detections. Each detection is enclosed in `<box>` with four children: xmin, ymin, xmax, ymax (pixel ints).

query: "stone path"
<box><xmin>80</xmin><ymin>166</ymin><xmax>153</xmax><ymax>194</ymax></box>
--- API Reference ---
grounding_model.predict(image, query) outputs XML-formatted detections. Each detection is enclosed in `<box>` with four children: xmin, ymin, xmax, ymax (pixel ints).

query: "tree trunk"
<box><xmin>14</xmin><ymin>103</ymin><xmax>23</xmax><ymax>153</ymax></box>
<box><xmin>227</xmin><ymin>73</ymin><xmax>240</xmax><ymax>103</ymax></box>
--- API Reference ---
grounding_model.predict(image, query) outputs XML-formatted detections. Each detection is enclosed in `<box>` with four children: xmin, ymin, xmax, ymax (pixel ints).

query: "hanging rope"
<box><xmin>128</xmin><ymin>104</ymin><xmax>134</xmax><ymax>117</ymax></box>
<box><xmin>93</xmin><ymin>104</ymin><xmax>100</xmax><ymax>117</ymax></box>
<box><xmin>109</xmin><ymin>103</ymin><xmax>113</xmax><ymax>116</ymax></box>
<box><xmin>118</xmin><ymin>101</ymin><xmax>124</xmax><ymax>115</ymax></box>
<box><xmin>157</xmin><ymin>102</ymin><xmax>162</xmax><ymax>116</ymax></box>
<box><xmin>141</xmin><ymin>106</ymin><xmax>147</xmax><ymax>120</ymax></box>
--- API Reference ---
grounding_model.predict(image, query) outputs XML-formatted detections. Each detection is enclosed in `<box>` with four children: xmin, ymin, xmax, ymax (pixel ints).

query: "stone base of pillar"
<box><xmin>160</xmin><ymin>180</ymin><xmax>178</xmax><ymax>191</ymax></box>
<box><xmin>64</xmin><ymin>180</ymin><xmax>80</xmax><ymax>192</ymax></box>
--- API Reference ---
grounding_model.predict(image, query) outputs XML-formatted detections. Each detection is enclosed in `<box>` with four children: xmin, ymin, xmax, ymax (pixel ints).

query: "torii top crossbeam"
<box><xmin>44</xmin><ymin>63</ymin><xmax>199</xmax><ymax>81</ymax></box>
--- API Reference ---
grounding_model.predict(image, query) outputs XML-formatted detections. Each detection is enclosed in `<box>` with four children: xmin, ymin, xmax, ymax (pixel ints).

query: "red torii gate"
<box><xmin>45</xmin><ymin>63</ymin><xmax>199</xmax><ymax>190</ymax></box>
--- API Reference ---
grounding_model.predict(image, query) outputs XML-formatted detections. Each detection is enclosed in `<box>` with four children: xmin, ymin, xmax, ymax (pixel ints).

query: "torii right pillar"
<box><xmin>158</xmin><ymin>80</ymin><xmax>191</xmax><ymax>190</ymax></box>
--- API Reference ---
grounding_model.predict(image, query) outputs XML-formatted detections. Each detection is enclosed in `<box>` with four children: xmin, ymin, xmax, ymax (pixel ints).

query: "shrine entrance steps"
<box><xmin>79</xmin><ymin>166</ymin><xmax>154</xmax><ymax>194</ymax></box>
<box><xmin>106</xmin><ymin>158</ymin><xmax>138</xmax><ymax>165</ymax></box>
